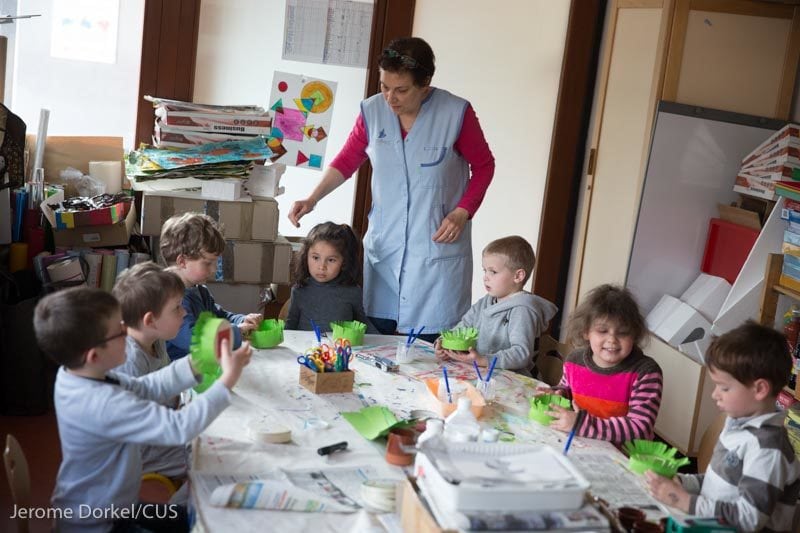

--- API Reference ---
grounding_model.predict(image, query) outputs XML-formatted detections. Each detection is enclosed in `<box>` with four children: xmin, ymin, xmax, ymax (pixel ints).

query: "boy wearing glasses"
<box><xmin>160</xmin><ymin>212</ymin><xmax>262</xmax><ymax>361</ymax></box>
<box><xmin>34</xmin><ymin>287</ymin><xmax>252</xmax><ymax>533</ymax></box>
<box><xmin>112</xmin><ymin>261</ymin><xmax>189</xmax><ymax>481</ymax></box>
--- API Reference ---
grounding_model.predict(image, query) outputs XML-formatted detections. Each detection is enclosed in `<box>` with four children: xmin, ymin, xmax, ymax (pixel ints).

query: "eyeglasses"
<box><xmin>382</xmin><ymin>48</ymin><xmax>421</xmax><ymax>70</ymax></box>
<box><xmin>96</xmin><ymin>321</ymin><xmax>127</xmax><ymax>347</ymax></box>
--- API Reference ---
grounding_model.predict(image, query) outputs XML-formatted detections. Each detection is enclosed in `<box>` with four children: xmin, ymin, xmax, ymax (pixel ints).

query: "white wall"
<box><xmin>413</xmin><ymin>0</ymin><xmax>570</xmax><ymax>301</ymax></box>
<box><xmin>10</xmin><ymin>0</ymin><xmax>144</xmax><ymax>150</ymax></box>
<box><xmin>194</xmin><ymin>0</ymin><xmax>369</xmax><ymax>238</ymax></box>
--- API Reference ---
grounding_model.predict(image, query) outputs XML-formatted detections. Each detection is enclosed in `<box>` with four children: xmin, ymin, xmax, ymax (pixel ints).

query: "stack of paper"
<box><xmin>734</xmin><ymin>124</ymin><xmax>800</xmax><ymax>200</ymax></box>
<box><xmin>146</xmin><ymin>96</ymin><xmax>272</xmax><ymax>149</ymax></box>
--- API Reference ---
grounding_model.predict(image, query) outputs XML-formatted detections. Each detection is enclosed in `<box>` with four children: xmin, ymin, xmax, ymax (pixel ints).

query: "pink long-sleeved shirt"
<box><xmin>329</xmin><ymin>103</ymin><xmax>495</xmax><ymax>217</ymax></box>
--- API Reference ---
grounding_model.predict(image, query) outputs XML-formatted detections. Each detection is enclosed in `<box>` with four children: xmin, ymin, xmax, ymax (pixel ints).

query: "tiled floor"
<box><xmin>1</xmin><ymin>409</ymin><xmax>61</xmax><ymax>533</ymax></box>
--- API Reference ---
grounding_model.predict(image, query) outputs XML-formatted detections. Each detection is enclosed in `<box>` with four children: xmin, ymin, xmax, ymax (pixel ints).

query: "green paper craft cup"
<box><xmin>250</xmin><ymin>319</ymin><xmax>284</xmax><ymax>349</ymax></box>
<box><xmin>190</xmin><ymin>313</ymin><xmax>228</xmax><ymax>392</ymax></box>
<box><xmin>440</xmin><ymin>327</ymin><xmax>478</xmax><ymax>351</ymax></box>
<box><xmin>331</xmin><ymin>320</ymin><xmax>366</xmax><ymax>346</ymax></box>
<box><xmin>528</xmin><ymin>394</ymin><xmax>571</xmax><ymax>425</ymax></box>
<box><xmin>628</xmin><ymin>454</ymin><xmax>687</xmax><ymax>477</ymax></box>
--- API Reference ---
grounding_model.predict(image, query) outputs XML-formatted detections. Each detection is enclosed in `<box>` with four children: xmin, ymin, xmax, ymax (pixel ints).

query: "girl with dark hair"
<box><xmin>288</xmin><ymin>37</ymin><xmax>495</xmax><ymax>341</ymax></box>
<box><xmin>285</xmin><ymin>221</ymin><xmax>376</xmax><ymax>333</ymax></box>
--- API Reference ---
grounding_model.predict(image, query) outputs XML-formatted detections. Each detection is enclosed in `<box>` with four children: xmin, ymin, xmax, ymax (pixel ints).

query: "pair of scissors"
<box><xmin>297</xmin><ymin>354</ymin><xmax>324</xmax><ymax>372</ymax></box>
<box><xmin>333</xmin><ymin>339</ymin><xmax>352</xmax><ymax>371</ymax></box>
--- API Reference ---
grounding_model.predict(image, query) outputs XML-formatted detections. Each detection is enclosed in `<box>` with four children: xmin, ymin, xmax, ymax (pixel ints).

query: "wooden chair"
<box><xmin>4</xmin><ymin>434</ymin><xmax>31</xmax><ymax>533</ymax></box>
<box><xmin>278</xmin><ymin>298</ymin><xmax>291</xmax><ymax>320</ymax></box>
<box><xmin>537</xmin><ymin>350</ymin><xmax>564</xmax><ymax>386</ymax></box>
<box><xmin>697</xmin><ymin>412</ymin><xmax>726</xmax><ymax>473</ymax></box>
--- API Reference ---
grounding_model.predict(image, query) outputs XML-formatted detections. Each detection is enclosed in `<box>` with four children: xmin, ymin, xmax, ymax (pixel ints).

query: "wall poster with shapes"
<box><xmin>50</xmin><ymin>0</ymin><xmax>119</xmax><ymax>64</ymax></box>
<box><xmin>268</xmin><ymin>71</ymin><xmax>337</xmax><ymax>170</ymax></box>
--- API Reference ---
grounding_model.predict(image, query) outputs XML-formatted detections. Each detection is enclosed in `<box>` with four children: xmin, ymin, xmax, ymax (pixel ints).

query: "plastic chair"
<box><xmin>4</xmin><ymin>434</ymin><xmax>31</xmax><ymax>533</ymax></box>
<box><xmin>140</xmin><ymin>472</ymin><xmax>178</xmax><ymax>498</ymax></box>
<box><xmin>697</xmin><ymin>412</ymin><xmax>726</xmax><ymax>473</ymax></box>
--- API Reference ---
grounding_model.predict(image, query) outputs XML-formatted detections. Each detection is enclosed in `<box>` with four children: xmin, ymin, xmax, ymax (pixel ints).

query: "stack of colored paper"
<box><xmin>734</xmin><ymin>124</ymin><xmax>800</xmax><ymax>200</ymax></box>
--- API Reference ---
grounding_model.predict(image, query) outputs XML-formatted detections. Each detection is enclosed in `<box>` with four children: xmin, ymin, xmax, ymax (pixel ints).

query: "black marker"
<box><xmin>317</xmin><ymin>441</ymin><xmax>348</xmax><ymax>456</ymax></box>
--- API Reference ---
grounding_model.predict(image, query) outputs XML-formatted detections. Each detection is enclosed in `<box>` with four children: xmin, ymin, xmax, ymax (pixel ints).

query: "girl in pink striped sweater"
<box><xmin>543</xmin><ymin>284</ymin><xmax>663</xmax><ymax>445</ymax></box>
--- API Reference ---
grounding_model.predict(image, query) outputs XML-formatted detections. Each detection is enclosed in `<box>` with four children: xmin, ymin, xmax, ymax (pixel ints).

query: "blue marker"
<box><xmin>563</xmin><ymin>410</ymin><xmax>587</xmax><ymax>455</ymax></box>
<box><xmin>442</xmin><ymin>366</ymin><xmax>452</xmax><ymax>403</ymax></box>
<box><xmin>485</xmin><ymin>356</ymin><xmax>498</xmax><ymax>382</ymax></box>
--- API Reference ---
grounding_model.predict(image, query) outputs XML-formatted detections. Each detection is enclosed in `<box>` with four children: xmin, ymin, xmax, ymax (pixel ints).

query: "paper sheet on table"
<box><xmin>209</xmin><ymin>479</ymin><xmax>355</xmax><ymax>512</ymax></box>
<box><xmin>341</xmin><ymin>405</ymin><xmax>406</xmax><ymax>440</ymax></box>
<box><xmin>196</xmin><ymin>466</ymin><xmax>391</xmax><ymax>513</ymax></box>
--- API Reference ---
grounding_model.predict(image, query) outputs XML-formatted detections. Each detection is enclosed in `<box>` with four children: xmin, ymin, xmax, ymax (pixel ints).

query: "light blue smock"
<box><xmin>361</xmin><ymin>87</ymin><xmax>472</xmax><ymax>334</ymax></box>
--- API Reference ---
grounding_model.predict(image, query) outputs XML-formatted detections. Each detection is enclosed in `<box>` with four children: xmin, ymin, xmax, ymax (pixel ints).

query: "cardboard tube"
<box><xmin>89</xmin><ymin>161</ymin><xmax>122</xmax><ymax>194</ymax></box>
<box><xmin>32</xmin><ymin>109</ymin><xmax>49</xmax><ymax>176</ymax></box>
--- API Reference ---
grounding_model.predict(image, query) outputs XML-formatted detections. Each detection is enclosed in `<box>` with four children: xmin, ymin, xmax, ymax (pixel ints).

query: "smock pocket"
<box><xmin>428</xmin><ymin>203</ymin><xmax>469</xmax><ymax>263</ymax></box>
<box><xmin>420</xmin><ymin>147</ymin><xmax>447</xmax><ymax>167</ymax></box>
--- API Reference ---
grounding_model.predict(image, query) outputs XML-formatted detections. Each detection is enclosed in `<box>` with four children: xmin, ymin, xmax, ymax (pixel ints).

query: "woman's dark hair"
<box><xmin>379</xmin><ymin>37</ymin><xmax>435</xmax><ymax>87</ymax></box>
<box><xmin>293</xmin><ymin>222</ymin><xmax>362</xmax><ymax>287</ymax></box>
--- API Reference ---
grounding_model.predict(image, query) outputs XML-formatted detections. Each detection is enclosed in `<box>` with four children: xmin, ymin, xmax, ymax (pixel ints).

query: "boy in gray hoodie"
<box><xmin>434</xmin><ymin>236</ymin><xmax>557</xmax><ymax>376</ymax></box>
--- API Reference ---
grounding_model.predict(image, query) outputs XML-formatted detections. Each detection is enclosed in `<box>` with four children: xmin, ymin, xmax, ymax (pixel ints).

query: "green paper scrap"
<box><xmin>341</xmin><ymin>406</ymin><xmax>409</xmax><ymax>440</ymax></box>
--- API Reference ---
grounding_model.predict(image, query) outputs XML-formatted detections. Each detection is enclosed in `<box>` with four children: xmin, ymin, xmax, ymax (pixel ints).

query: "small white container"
<box><xmin>476</xmin><ymin>378</ymin><xmax>496</xmax><ymax>402</ymax></box>
<box><xmin>396</xmin><ymin>341</ymin><xmax>416</xmax><ymax>363</ymax></box>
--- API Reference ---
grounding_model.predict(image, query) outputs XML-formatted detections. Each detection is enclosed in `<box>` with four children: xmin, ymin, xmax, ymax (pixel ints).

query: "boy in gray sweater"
<box><xmin>34</xmin><ymin>287</ymin><xmax>251</xmax><ymax>533</ymax></box>
<box><xmin>435</xmin><ymin>235</ymin><xmax>557</xmax><ymax>376</ymax></box>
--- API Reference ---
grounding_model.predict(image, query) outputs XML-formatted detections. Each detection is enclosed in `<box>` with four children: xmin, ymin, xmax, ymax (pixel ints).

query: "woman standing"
<box><xmin>288</xmin><ymin>37</ymin><xmax>495</xmax><ymax>339</ymax></box>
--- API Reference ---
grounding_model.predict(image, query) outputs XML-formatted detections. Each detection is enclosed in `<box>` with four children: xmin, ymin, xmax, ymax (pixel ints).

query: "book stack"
<box><xmin>734</xmin><ymin>124</ymin><xmax>800</xmax><ymax>200</ymax></box>
<box><xmin>146</xmin><ymin>96</ymin><xmax>273</xmax><ymax>149</ymax></box>
<box><xmin>781</xmin><ymin>199</ymin><xmax>800</xmax><ymax>292</ymax></box>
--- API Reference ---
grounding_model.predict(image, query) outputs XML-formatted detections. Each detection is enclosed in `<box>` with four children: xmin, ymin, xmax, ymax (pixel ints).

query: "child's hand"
<box><xmin>546</xmin><ymin>404</ymin><xmax>577</xmax><ymax>433</ymax></box>
<box><xmin>218</xmin><ymin>338</ymin><xmax>252</xmax><ymax>390</ymax></box>
<box><xmin>644</xmin><ymin>471</ymin><xmax>690</xmax><ymax>512</ymax></box>
<box><xmin>434</xmin><ymin>338</ymin><xmax>449</xmax><ymax>362</ymax></box>
<box><xmin>238</xmin><ymin>322</ymin><xmax>256</xmax><ymax>335</ymax></box>
<box><xmin>243</xmin><ymin>313</ymin><xmax>262</xmax><ymax>327</ymax></box>
<box><xmin>447</xmin><ymin>348</ymin><xmax>487</xmax><ymax>366</ymax></box>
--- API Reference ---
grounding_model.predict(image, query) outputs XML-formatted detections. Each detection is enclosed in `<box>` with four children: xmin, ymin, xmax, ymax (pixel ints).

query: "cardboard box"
<box><xmin>651</xmin><ymin>299</ymin><xmax>712</xmax><ymax>347</ymax></box>
<box><xmin>678</xmin><ymin>337</ymin><xmax>711</xmax><ymax>365</ymax></box>
<box><xmin>216</xmin><ymin>236</ymin><xmax>291</xmax><ymax>284</ymax></box>
<box><xmin>646</xmin><ymin>295</ymin><xmax>683</xmax><ymax>332</ymax></box>
<box><xmin>25</xmin><ymin>135</ymin><xmax>125</xmax><ymax>196</ymax></box>
<box><xmin>201</xmin><ymin>178</ymin><xmax>243</xmax><ymax>201</ymax></box>
<box><xmin>298</xmin><ymin>366</ymin><xmax>354</xmax><ymax>394</ymax></box>
<box><xmin>54</xmin><ymin>199</ymin><xmax>132</xmax><ymax>229</ymax></box>
<box><xmin>52</xmin><ymin>203</ymin><xmax>137</xmax><ymax>248</ymax></box>
<box><xmin>141</xmin><ymin>191</ymin><xmax>278</xmax><ymax>241</ymax></box>
<box><xmin>399</xmin><ymin>479</ymin><xmax>454</xmax><ymax>533</ymax></box>
<box><xmin>679</xmin><ymin>273</ymin><xmax>731</xmax><ymax>323</ymax></box>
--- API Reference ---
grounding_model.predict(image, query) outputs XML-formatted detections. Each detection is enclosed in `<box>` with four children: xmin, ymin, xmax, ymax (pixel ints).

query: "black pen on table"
<box><xmin>563</xmin><ymin>409</ymin><xmax>586</xmax><ymax>455</ymax></box>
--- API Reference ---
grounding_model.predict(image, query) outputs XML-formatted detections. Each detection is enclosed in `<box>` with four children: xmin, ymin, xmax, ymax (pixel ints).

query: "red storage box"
<box><xmin>700</xmin><ymin>218</ymin><xmax>759</xmax><ymax>284</ymax></box>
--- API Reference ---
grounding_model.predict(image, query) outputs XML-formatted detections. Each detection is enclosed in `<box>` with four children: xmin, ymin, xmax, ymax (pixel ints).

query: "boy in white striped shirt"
<box><xmin>646</xmin><ymin>321</ymin><xmax>800</xmax><ymax>531</ymax></box>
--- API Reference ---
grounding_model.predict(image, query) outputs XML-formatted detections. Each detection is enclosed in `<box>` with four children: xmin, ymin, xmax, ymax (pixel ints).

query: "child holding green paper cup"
<box><xmin>538</xmin><ymin>285</ymin><xmax>662</xmax><ymax>446</ymax></box>
<box><xmin>434</xmin><ymin>236</ymin><xmax>557</xmax><ymax>377</ymax></box>
<box><xmin>645</xmin><ymin>322</ymin><xmax>799</xmax><ymax>532</ymax></box>
<box><xmin>33</xmin><ymin>287</ymin><xmax>252</xmax><ymax>532</ymax></box>
<box><xmin>161</xmin><ymin>213</ymin><xmax>263</xmax><ymax>362</ymax></box>
<box><xmin>286</xmin><ymin>221</ymin><xmax>376</xmax><ymax>334</ymax></box>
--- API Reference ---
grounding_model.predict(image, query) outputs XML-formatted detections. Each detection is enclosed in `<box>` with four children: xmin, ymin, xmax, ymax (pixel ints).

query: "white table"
<box><xmin>190</xmin><ymin>331</ymin><xmax>663</xmax><ymax>531</ymax></box>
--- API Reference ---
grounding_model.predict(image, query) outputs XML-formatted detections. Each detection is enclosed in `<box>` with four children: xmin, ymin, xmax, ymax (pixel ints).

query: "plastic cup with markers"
<box><xmin>475</xmin><ymin>378</ymin><xmax>496</xmax><ymax>402</ymax></box>
<box><xmin>395</xmin><ymin>341</ymin><xmax>416</xmax><ymax>364</ymax></box>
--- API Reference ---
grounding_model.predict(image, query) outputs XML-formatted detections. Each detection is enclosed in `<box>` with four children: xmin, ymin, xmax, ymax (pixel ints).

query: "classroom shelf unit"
<box><xmin>759</xmin><ymin>253</ymin><xmax>800</xmax><ymax>401</ymax></box>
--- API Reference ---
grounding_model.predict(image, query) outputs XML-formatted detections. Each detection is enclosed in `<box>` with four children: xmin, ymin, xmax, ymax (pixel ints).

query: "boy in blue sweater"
<box><xmin>34</xmin><ymin>287</ymin><xmax>251</xmax><ymax>533</ymax></box>
<box><xmin>160</xmin><ymin>212</ymin><xmax>262</xmax><ymax>360</ymax></box>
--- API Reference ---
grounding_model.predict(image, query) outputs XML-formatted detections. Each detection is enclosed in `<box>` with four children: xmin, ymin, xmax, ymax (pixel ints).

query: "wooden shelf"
<box><xmin>773</xmin><ymin>283</ymin><xmax>800</xmax><ymax>302</ymax></box>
